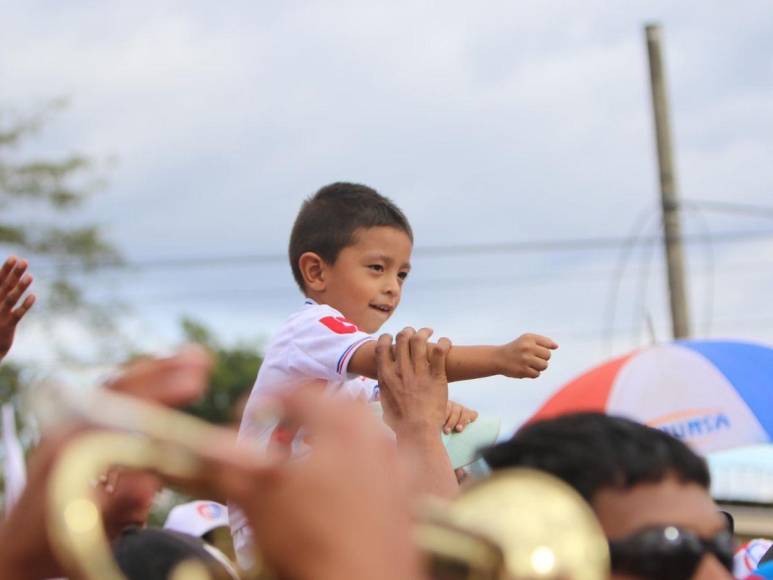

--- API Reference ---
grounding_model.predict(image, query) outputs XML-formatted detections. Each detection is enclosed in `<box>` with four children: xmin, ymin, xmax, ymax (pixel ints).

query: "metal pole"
<box><xmin>645</xmin><ymin>23</ymin><xmax>691</xmax><ymax>339</ymax></box>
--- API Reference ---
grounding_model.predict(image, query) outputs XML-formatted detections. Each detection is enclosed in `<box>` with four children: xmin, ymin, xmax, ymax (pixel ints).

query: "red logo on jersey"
<box><xmin>319</xmin><ymin>316</ymin><xmax>359</xmax><ymax>334</ymax></box>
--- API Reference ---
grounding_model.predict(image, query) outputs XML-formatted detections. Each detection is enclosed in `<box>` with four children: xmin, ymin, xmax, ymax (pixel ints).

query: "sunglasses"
<box><xmin>609</xmin><ymin>526</ymin><xmax>734</xmax><ymax>580</ymax></box>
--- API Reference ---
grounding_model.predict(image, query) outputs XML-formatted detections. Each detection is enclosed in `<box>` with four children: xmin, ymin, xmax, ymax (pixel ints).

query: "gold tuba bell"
<box><xmin>41</xmin><ymin>388</ymin><xmax>610</xmax><ymax>580</ymax></box>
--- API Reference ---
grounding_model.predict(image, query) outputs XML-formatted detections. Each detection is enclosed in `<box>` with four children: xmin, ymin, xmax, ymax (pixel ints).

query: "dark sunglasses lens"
<box><xmin>710</xmin><ymin>532</ymin><xmax>736</xmax><ymax>571</ymax></box>
<box><xmin>612</xmin><ymin>528</ymin><xmax>703</xmax><ymax>580</ymax></box>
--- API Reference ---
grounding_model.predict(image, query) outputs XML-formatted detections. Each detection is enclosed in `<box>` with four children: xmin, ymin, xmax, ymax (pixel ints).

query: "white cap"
<box><xmin>163</xmin><ymin>500</ymin><xmax>229</xmax><ymax>538</ymax></box>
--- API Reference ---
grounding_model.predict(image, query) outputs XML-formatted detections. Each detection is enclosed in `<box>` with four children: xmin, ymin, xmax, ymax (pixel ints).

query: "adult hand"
<box><xmin>98</xmin><ymin>346</ymin><xmax>214</xmax><ymax>535</ymax></box>
<box><xmin>376</xmin><ymin>327</ymin><xmax>450</xmax><ymax>432</ymax></box>
<box><xmin>0</xmin><ymin>426</ymin><xmax>83</xmax><ymax>580</ymax></box>
<box><xmin>0</xmin><ymin>256</ymin><xmax>36</xmax><ymax>361</ymax></box>
<box><xmin>105</xmin><ymin>344</ymin><xmax>213</xmax><ymax>407</ymax></box>
<box><xmin>209</xmin><ymin>388</ymin><xmax>424</xmax><ymax>580</ymax></box>
<box><xmin>0</xmin><ymin>347</ymin><xmax>214</xmax><ymax>578</ymax></box>
<box><xmin>96</xmin><ymin>467</ymin><xmax>162</xmax><ymax>540</ymax></box>
<box><xmin>377</xmin><ymin>327</ymin><xmax>457</xmax><ymax>498</ymax></box>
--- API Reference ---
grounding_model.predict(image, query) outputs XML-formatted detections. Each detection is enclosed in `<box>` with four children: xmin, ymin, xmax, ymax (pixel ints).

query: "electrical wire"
<box><xmin>24</xmin><ymin>228</ymin><xmax>773</xmax><ymax>273</ymax></box>
<box><xmin>631</xmin><ymin>215</ymin><xmax>661</xmax><ymax>350</ymax></box>
<box><xmin>684</xmin><ymin>200</ymin><xmax>773</xmax><ymax>220</ymax></box>
<box><xmin>684</xmin><ymin>205</ymin><xmax>716</xmax><ymax>337</ymax></box>
<box><xmin>603</xmin><ymin>207</ymin><xmax>658</xmax><ymax>355</ymax></box>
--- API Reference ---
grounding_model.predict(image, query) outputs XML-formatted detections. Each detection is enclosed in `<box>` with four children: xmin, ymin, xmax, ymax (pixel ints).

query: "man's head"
<box><xmin>289</xmin><ymin>182</ymin><xmax>413</xmax><ymax>333</ymax></box>
<box><xmin>113</xmin><ymin>527</ymin><xmax>238</xmax><ymax>580</ymax></box>
<box><xmin>482</xmin><ymin>413</ymin><xmax>733</xmax><ymax>580</ymax></box>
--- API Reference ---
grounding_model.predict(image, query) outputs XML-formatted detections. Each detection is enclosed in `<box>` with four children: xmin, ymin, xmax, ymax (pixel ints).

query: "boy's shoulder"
<box><xmin>255</xmin><ymin>299</ymin><xmax>375</xmax><ymax>394</ymax></box>
<box><xmin>285</xmin><ymin>299</ymin><xmax>361</xmax><ymax>337</ymax></box>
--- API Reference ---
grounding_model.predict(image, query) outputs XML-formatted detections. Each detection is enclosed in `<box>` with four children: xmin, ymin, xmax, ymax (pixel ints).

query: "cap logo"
<box><xmin>196</xmin><ymin>502</ymin><xmax>224</xmax><ymax>520</ymax></box>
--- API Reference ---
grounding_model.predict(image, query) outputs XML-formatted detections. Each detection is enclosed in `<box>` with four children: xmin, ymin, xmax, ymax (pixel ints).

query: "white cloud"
<box><xmin>1</xmin><ymin>1</ymin><xmax>772</xmax><ymax>465</ymax></box>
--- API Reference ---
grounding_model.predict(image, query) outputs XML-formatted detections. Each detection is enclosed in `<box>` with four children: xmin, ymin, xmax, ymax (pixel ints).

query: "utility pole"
<box><xmin>645</xmin><ymin>23</ymin><xmax>691</xmax><ymax>339</ymax></box>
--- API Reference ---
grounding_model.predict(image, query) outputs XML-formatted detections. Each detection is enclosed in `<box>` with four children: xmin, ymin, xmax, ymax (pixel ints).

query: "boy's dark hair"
<box><xmin>289</xmin><ymin>182</ymin><xmax>413</xmax><ymax>292</ymax></box>
<box><xmin>482</xmin><ymin>413</ymin><xmax>710</xmax><ymax>503</ymax></box>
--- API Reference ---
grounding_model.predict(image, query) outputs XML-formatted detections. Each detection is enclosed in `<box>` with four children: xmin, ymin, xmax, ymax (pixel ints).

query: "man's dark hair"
<box><xmin>482</xmin><ymin>413</ymin><xmax>710</xmax><ymax>503</ymax></box>
<box><xmin>288</xmin><ymin>182</ymin><xmax>413</xmax><ymax>292</ymax></box>
<box><xmin>113</xmin><ymin>527</ymin><xmax>237</xmax><ymax>580</ymax></box>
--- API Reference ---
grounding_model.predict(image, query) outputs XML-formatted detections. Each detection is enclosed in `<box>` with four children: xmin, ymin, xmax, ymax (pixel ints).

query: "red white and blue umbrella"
<box><xmin>530</xmin><ymin>340</ymin><xmax>773</xmax><ymax>454</ymax></box>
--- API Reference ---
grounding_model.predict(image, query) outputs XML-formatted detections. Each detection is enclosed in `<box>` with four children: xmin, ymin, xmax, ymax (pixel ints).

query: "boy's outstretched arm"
<box><xmin>349</xmin><ymin>330</ymin><xmax>558</xmax><ymax>383</ymax></box>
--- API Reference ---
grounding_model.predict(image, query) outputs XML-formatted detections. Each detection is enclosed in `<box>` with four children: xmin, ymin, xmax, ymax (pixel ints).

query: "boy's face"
<box><xmin>318</xmin><ymin>226</ymin><xmax>412</xmax><ymax>334</ymax></box>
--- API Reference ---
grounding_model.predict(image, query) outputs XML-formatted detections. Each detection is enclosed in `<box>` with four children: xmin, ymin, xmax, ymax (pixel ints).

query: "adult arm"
<box><xmin>208</xmin><ymin>389</ymin><xmax>425</xmax><ymax>580</ymax></box>
<box><xmin>376</xmin><ymin>328</ymin><xmax>458</xmax><ymax>499</ymax></box>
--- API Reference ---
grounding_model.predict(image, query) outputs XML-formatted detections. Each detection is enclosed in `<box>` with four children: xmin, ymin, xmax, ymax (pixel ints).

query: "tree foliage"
<box><xmin>0</xmin><ymin>100</ymin><xmax>120</xmax><ymax>311</ymax></box>
<box><xmin>0</xmin><ymin>362</ymin><xmax>23</xmax><ymax>407</ymax></box>
<box><xmin>180</xmin><ymin>318</ymin><xmax>262</xmax><ymax>425</ymax></box>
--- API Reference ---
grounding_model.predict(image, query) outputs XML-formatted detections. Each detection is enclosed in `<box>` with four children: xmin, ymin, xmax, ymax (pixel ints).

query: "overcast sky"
<box><xmin>3</xmin><ymin>1</ymin><xmax>773</xmax><ymax>479</ymax></box>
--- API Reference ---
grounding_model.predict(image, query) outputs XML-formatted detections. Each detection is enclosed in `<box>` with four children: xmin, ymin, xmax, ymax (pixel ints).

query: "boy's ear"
<box><xmin>298</xmin><ymin>252</ymin><xmax>327</xmax><ymax>292</ymax></box>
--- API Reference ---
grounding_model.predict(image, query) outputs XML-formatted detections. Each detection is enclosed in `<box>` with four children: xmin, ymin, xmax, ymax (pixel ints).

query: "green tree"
<box><xmin>0</xmin><ymin>100</ymin><xmax>120</xmax><ymax>312</ymax></box>
<box><xmin>144</xmin><ymin>319</ymin><xmax>262</xmax><ymax>526</ymax></box>
<box><xmin>180</xmin><ymin>318</ymin><xmax>263</xmax><ymax>424</ymax></box>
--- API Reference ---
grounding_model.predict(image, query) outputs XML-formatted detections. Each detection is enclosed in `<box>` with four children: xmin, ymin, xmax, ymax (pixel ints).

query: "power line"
<box><xmin>30</xmin><ymin>228</ymin><xmax>773</xmax><ymax>273</ymax></box>
<box><xmin>101</xmin><ymin>258</ymin><xmax>772</xmax><ymax>305</ymax></box>
<box><xmin>684</xmin><ymin>200</ymin><xmax>773</xmax><ymax>219</ymax></box>
<box><xmin>603</xmin><ymin>207</ymin><xmax>658</xmax><ymax>354</ymax></box>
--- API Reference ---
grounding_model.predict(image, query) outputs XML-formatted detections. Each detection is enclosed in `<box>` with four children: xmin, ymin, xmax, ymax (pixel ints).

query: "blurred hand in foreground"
<box><xmin>106</xmin><ymin>344</ymin><xmax>213</xmax><ymax>407</ymax></box>
<box><xmin>0</xmin><ymin>256</ymin><xmax>35</xmax><ymax>362</ymax></box>
<box><xmin>0</xmin><ymin>346</ymin><xmax>214</xmax><ymax>579</ymax></box>
<box><xmin>204</xmin><ymin>388</ymin><xmax>424</xmax><ymax>580</ymax></box>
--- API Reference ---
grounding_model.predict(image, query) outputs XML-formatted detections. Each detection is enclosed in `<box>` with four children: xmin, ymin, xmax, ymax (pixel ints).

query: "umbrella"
<box><xmin>530</xmin><ymin>340</ymin><xmax>773</xmax><ymax>454</ymax></box>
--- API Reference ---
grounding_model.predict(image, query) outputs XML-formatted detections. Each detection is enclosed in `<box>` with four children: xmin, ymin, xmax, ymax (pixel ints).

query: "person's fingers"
<box><xmin>376</xmin><ymin>333</ymin><xmax>395</xmax><ymax>363</ymax></box>
<box><xmin>375</xmin><ymin>334</ymin><xmax>394</xmax><ymax>371</ymax></box>
<box><xmin>3</xmin><ymin>274</ymin><xmax>33</xmax><ymax>312</ymax></box>
<box><xmin>278</xmin><ymin>386</ymin><xmax>370</xmax><ymax>440</ymax></box>
<box><xmin>0</xmin><ymin>259</ymin><xmax>28</xmax><ymax>295</ymax></box>
<box><xmin>430</xmin><ymin>337</ymin><xmax>451</xmax><ymax>379</ymax></box>
<box><xmin>456</xmin><ymin>408</ymin><xmax>479</xmax><ymax>431</ymax></box>
<box><xmin>410</xmin><ymin>328</ymin><xmax>433</xmax><ymax>372</ymax></box>
<box><xmin>0</xmin><ymin>256</ymin><xmax>17</xmax><ymax>285</ymax></box>
<box><xmin>534</xmin><ymin>346</ymin><xmax>552</xmax><ymax>361</ymax></box>
<box><xmin>535</xmin><ymin>335</ymin><xmax>559</xmax><ymax>349</ymax></box>
<box><xmin>105</xmin><ymin>468</ymin><xmax>122</xmax><ymax>495</ymax></box>
<box><xmin>12</xmin><ymin>293</ymin><xmax>36</xmax><ymax>322</ymax></box>
<box><xmin>106</xmin><ymin>345</ymin><xmax>214</xmax><ymax>407</ymax></box>
<box><xmin>375</xmin><ymin>334</ymin><xmax>397</xmax><ymax>389</ymax></box>
<box><xmin>444</xmin><ymin>404</ymin><xmax>463</xmax><ymax>434</ymax></box>
<box><xmin>524</xmin><ymin>367</ymin><xmax>541</xmax><ymax>379</ymax></box>
<box><xmin>195</xmin><ymin>427</ymin><xmax>279</xmax><ymax>501</ymax></box>
<box><xmin>395</xmin><ymin>327</ymin><xmax>415</xmax><ymax>378</ymax></box>
<box><xmin>530</xmin><ymin>357</ymin><xmax>549</xmax><ymax>372</ymax></box>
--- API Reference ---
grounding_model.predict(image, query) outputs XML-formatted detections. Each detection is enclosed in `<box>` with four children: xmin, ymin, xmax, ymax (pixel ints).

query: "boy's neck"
<box><xmin>304</xmin><ymin>292</ymin><xmax>323</xmax><ymax>305</ymax></box>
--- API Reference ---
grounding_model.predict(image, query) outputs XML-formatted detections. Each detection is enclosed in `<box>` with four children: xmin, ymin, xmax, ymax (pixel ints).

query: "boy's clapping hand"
<box><xmin>497</xmin><ymin>333</ymin><xmax>558</xmax><ymax>379</ymax></box>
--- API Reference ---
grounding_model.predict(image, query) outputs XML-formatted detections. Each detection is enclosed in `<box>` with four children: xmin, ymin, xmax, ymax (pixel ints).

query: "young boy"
<box><xmin>241</xmin><ymin>181</ymin><xmax>557</xmax><ymax>440</ymax></box>
<box><xmin>230</xmin><ymin>183</ymin><xmax>557</xmax><ymax>565</ymax></box>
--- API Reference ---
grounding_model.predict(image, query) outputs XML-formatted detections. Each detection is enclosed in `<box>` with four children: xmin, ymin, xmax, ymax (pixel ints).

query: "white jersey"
<box><xmin>230</xmin><ymin>299</ymin><xmax>377</xmax><ymax>542</ymax></box>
